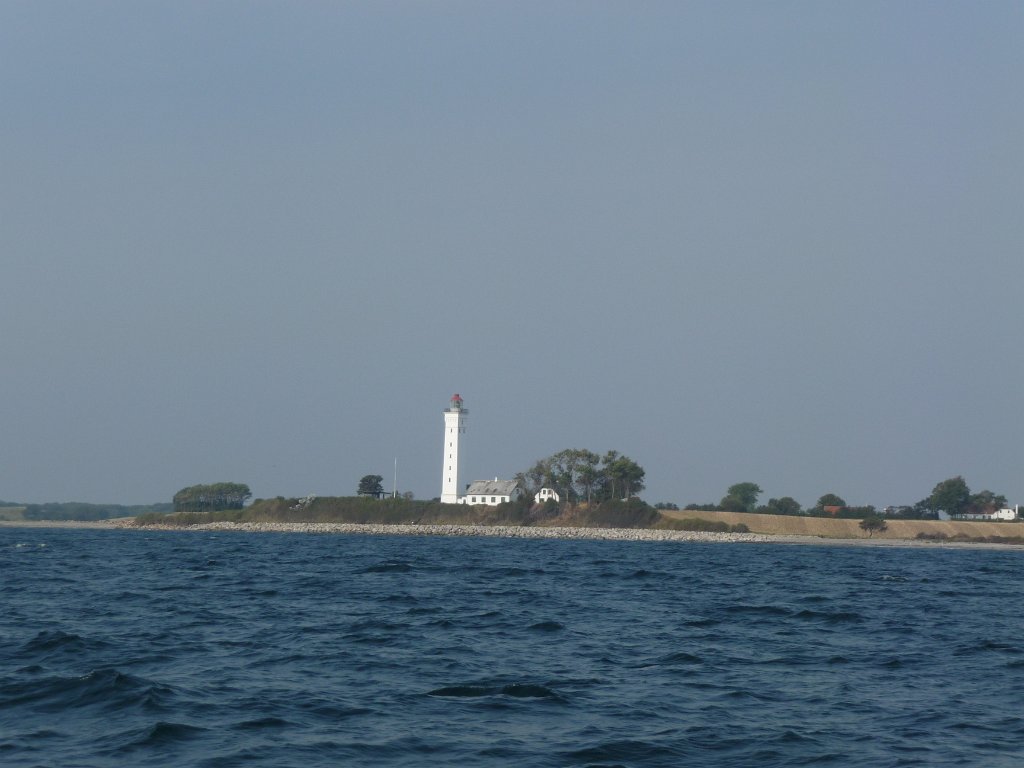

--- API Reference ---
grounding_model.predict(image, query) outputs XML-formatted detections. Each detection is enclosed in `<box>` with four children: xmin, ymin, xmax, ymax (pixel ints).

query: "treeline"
<box><xmin>20</xmin><ymin>502</ymin><xmax>173</xmax><ymax>521</ymax></box>
<box><xmin>676</xmin><ymin>476</ymin><xmax>1013</xmax><ymax>520</ymax></box>
<box><xmin>678</xmin><ymin>483</ymin><xmax>879</xmax><ymax>517</ymax></box>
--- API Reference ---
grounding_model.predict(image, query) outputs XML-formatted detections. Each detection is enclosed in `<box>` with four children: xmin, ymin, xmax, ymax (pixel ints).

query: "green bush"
<box><xmin>574</xmin><ymin>499</ymin><xmax>659</xmax><ymax>529</ymax></box>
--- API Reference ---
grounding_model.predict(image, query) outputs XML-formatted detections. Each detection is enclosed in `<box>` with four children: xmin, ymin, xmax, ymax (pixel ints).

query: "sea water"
<box><xmin>1</xmin><ymin>528</ymin><xmax>1022</xmax><ymax>767</ymax></box>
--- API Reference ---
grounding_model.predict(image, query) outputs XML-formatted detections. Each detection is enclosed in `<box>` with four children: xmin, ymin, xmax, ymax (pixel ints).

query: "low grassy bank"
<box><xmin>659</xmin><ymin>509</ymin><xmax>1024</xmax><ymax>542</ymax></box>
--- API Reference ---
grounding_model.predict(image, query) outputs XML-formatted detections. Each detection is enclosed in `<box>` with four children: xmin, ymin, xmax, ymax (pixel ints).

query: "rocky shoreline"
<box><xmin>3</xmin><ymin>519</ymin><xmax>1021</xmax><ymax>549</ymax></box>
<box><xmin>110</xmin><ymin>520</ymin><xmax>1019</xmax><ymax>548</ymax></box>
<box><xmin>116</xmin><ymin>520</ymin><xmax>775</xmax><ymax>543</ymax></box>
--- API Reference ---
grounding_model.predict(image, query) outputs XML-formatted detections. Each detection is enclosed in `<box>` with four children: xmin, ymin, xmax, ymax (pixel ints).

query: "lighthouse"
<box><xmin>440</xmin><ymin>393</ymin><xmax>468</xmax><ymax>504</ymax></box>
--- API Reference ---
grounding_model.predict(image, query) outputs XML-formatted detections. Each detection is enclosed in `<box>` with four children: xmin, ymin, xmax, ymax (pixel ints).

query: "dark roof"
<box><xmin>465</xmin><ymin>479</ymin><xmax>520</xmax><ymax>496</ymax></box>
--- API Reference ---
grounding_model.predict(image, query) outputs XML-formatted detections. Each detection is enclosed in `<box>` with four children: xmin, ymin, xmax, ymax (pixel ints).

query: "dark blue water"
<box><xmin>2</xmin><ymin>529</ymin><xmax>1022</xmax><ymax>767</ymax></box>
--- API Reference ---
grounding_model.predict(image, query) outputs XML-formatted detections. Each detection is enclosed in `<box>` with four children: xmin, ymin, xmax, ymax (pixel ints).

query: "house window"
<box><xmin>491</xmin><ymin>497</ymin><xmax>496</xmax><ymax>503</ymax></box>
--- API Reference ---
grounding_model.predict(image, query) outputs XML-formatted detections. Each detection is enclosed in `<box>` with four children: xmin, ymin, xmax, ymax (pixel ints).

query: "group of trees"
<box><xmin>912</xmin><ymin>476</ymin><xmax>1007</xmax><ymax>518</ymax></box>
<box><xmin>681</xmin><ymin>476</ymin><xmax>1011</xmax><ymax>521</ymax></box>
<box><xmin>172</xmin><ymin>483</ymin><xmax>251</xmax><ymax>513</ymax></box>
<box><xmin>515</xmin><ymin>449</ymin><xmax>646</xmax><ymax>505</ymax></box>
<box><xmin>687</xmin><ymin>484</ymin><xmax>882</xmax><ymax>519</ymax></box>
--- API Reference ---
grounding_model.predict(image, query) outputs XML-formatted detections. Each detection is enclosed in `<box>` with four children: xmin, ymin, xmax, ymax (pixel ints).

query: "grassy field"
<box><xmin>0</xmin><ymin>507</ymin><xmax>26</xmax><ymax>521</ymax></box>
<box><xmin>659</xmin><ymin>509</ymin><xmax>1022</xmax><ymax>540</ymax></box>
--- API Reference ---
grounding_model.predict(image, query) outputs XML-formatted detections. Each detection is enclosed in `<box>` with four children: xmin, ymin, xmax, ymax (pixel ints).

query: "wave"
<box><xmin>486</xmin><ymin>567</ymin><xmax>530</xmax><ymax>577</ymax></box>
<box><xmin>528</xmin><ymin>621</ymin><xmax>565</xmax><ymax>632</ymax></box>
<box><xmin>115</xmin><ymin>721</ymin><xmax>207</xmax><ymax>751</ymax></box>
<box><xmin>427</xmin><ymin>682</ymin><xmax>566</xmax><ymax>701</ymax></box>
<box><xmin>230</xmin><ymin>716</ymin><xmax>292</xmax><ymax>730</ymax></box>
<box><xmin>724</xmin><ymin>603</ymin><xmax>791</xmax><ymax>617</ymax></box>
<box><xmin>16</xmin><ymin>630</ymin><xmax>107</xmax><ymax>659</ymax></box>
<box><xmin>360</xmin><ymin>561</ymin><xmax>413</xmax><ymax>573</ymax></box>
<box><xmin>289</xmin><ymin>698</ymin><xmax>375</xmax><ymax>721</ymax></box>
<box><xmin>793</xmin><ymin>609</ymin><xmax>864</xmax><ymax>623</ymax></box>
<box><xmin>563</xmin><ymin>739</ymin><xmax>686</xmax><ymax>762</ymax></box>
<box><xmin>953</xmin><ymin>640</ymin><xmax>1022</xmax><ymax>656</ymax></box>
<box><xmin>658</xmin><ymin>651</ymin><xmax>703</xmax><ymax>665</ymax></box>
<box><xmin>0</xmin><ymin>668</ymin><xmax>176</xmax><ymax>714</ymax></box>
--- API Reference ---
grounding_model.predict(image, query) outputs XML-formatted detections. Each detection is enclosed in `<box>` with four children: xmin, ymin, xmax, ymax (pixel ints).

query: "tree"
<box><xmin>515</xmin><ymin>457</ymin><xmax>556</xmax><ymax>496</ymax></box>
<box><xmin>576</xmin><ymin>457</ymin><xmax>601</xmax><ymax>504</ymax></box>
<box><xmin>567</xmin><ymin>449</ymin><xmax>601</xmax><ymax>504</ymax></box>
<box><xmin>719</xmin><ymin>495</ymin><xmax>748</xmax><ymax>512</ymax></box>
<box><xmin>929</xmin><ymin>476</ymin><xmax>971</xmax><ymax>517</ymax></box>
<box><xmin>600</xmin><ymin>452</ymin><xmax>646</xmax><ymax>500</ymax></box>
<box><xmin>542</xmin><ymin>448</ymin><xmax>602</xmax><ymax>505</ymax></box>
<box><xmin>815</xmin><ymin>493</ymin><xmax>847</xmax><ymax>510</ymax></box>
<box><xmin>358</xmin><ymin>474</ymin><xmax>385</xmax><ymax>497</ymax></box>
<box><xmin>910</xmin><ymin>498</ymin><xmax>939</xmax><ymax>519</ymax></box>
<box><xmin>173</xmin><ymin>483</ymin><xmax>251</xmax><ymax>513</ymax></box>
<box><xmin>859</xmin><ymin>515</ymin><xmax>888</xmax><ymax>537</ymax></box>
<box><xmin>764</xmin><ymin>496</ymin><xmax>803</xmax><ymax>516</ymax></box>
<box><xmin>968</xmin><ymin>489</ymin><xmax>1007</xmax><ymax>515</ymax></box>
<box><xmin>721</xmin><ymin>482</ymin><xmax>762</xmax><ymax>513</ymax></box>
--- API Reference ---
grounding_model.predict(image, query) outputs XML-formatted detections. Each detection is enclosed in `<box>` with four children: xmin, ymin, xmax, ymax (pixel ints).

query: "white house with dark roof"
<box><xmin>458</xmin><ymin>479</ymin><xmax>524</xmax><ymax>507</ymax></box>
<box><xmin>954</xmin><ymin>505</ymin><xmax>1019</xmax><ymax>521</ymax></box>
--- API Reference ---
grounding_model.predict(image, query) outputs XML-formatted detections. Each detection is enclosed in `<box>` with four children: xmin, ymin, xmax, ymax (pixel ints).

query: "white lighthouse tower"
<box><xmin>440</xmin><ymin>393</ymin><xmax>468</xmax><ymax>504</ymax></box>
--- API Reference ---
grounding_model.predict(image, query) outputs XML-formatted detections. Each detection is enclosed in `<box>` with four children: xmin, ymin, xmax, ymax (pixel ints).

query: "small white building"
<box><xmin>459</xmin><ymin>479</ymin><xmax>523</xmax><ymax>506</ymax></box>
<box><xmin>994</xmin><ymin>506</ymin><xmax>1019</xmax><ymax>521</ymax></box>
<box><xmin>534</xmin><ymin>488</ymin><xmax>560</xmax><ymax>505</ymax></box>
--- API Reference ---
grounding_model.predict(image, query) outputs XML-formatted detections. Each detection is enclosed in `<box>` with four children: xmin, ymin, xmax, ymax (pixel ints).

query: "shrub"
<box><xmin>574</xmin><ymin>499</ymin><xmax>659</xmax><ymax>529</ymax></box>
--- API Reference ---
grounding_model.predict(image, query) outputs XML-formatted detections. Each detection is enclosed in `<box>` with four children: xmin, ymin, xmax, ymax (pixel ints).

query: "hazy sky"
<box><xmin>2</xmin><ymin>2</ymin><xmax>1021</xmax><ymax>509</ymax></box>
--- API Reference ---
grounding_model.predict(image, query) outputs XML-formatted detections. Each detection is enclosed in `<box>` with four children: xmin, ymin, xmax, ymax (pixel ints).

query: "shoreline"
<box><xmin>2</xmin><ymin>519</ymin><xmax>1023</xmax><ymax>550</ymax></box>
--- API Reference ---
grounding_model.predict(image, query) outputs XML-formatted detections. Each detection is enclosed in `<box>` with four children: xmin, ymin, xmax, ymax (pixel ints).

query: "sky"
<box><xmin>1</xmin><ymin>2</ymin><xmax>1021</xmax><ymax>510</ymax></box>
